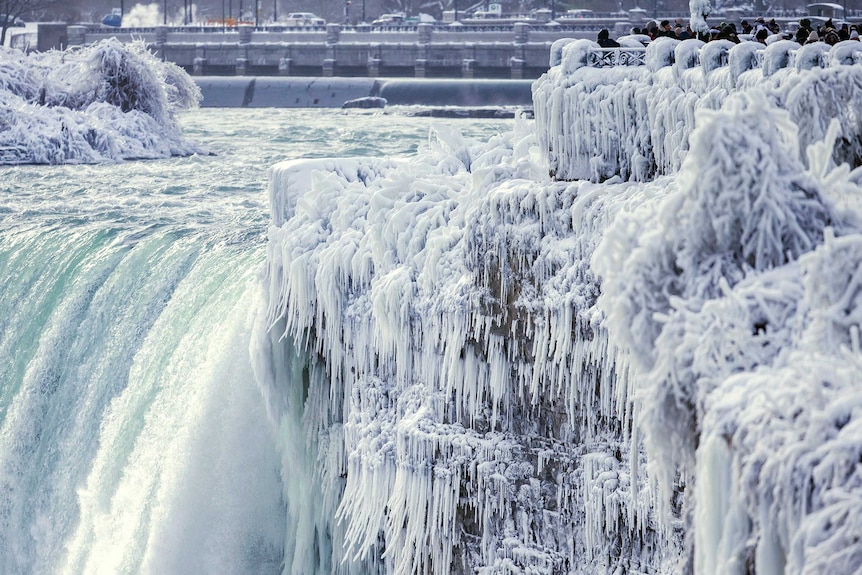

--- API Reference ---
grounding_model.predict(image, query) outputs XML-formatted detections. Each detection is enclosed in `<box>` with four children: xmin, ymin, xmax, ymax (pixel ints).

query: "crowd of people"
<box><xmin>597</xmin><ymin>16</ymin><xmax>861</xmax><ymax>48</ymax></box>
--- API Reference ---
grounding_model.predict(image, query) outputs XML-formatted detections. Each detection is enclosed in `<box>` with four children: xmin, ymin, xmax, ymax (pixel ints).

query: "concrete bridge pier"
<box><xmin>415</xmin><ymin>59</ymin><xmax>427</xmax><ymax>78</ymax></box>
<box><xmin>67</xmin><ymin>25</ymin><xmax>87</xmax><ymax>46</ymax></box>
<box><xmin>417</xmin><ymin>23</ymin><xmax>433</xmax><ymax>44</ymax></box>
<box><xmin>193</xmin><ymin>44</ymin><xmax>207</xmax><ymax>75</ymax></box>
<box><xmin>462</xmin><ymin>59</ymin><xmax>475</xmax><ymax>78</ymax></box>
<box><xmin>368</xmin><ymin>58</ymin><xmax>380</xmax><ymax>77</ymax></box>
<box><xmin>193</xmin><ymin>57</ymin><xmax>206</xmax><ymax>75</ymax></box>
<box><xmin>323</xmin><ymin>59</ymin><xmax>335</xmax><ymax>77</ymax></box>
<box><xmin>510</xmin><ymin>58</ymin><xmax>525</xmax><ymax>79</ymax></box>
<box><xmin>514</xmin><ymin>22</ymin><xmax>530</xmax><ymax>44</ymax></box>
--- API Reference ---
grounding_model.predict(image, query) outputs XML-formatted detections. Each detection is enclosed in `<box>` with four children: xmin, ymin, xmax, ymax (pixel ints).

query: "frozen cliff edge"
<box><xmin>0</xmin><ymin>39</ymin><xmax>200</xmax><ymax>164</ymax></box>
<box><xmin>255</xmin><ymin>39</ymin><xmax>862</xmax><ymax>574</ymax></box>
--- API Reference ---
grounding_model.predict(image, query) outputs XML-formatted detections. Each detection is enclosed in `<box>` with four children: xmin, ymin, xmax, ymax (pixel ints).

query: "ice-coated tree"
<box><xmin>0</xmin><ymin>0</ymin><xmax>62</xmax><ymax>44</ymax></box>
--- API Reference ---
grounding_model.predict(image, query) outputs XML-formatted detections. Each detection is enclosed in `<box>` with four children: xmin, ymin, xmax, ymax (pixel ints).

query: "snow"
<box><xmin>0</xmin><ymin>39</ymin><xmax>200</xmax><ymax>164</ymax></box>
<box><xmin>255</xmin><ymin>32</ymin><xmax>862</xmax><ymax>575</ymax></box>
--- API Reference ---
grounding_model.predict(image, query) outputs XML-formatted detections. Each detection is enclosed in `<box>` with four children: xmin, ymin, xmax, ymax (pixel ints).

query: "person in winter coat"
<box><xmin>597</xmin><ymin>29</ymin><xmax>621</xmax><ymax>47</ymax></box>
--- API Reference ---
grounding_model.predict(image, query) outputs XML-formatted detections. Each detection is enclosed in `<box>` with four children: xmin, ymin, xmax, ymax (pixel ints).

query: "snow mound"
<box><xmin>0</xmin><ymin>38</ymin><xmax>200</xmax><ymax>164</ymax></box>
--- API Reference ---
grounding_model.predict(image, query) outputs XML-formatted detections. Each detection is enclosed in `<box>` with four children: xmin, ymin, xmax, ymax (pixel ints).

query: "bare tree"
<box><xmin>1</xmin><ymin>0</ymin><xmax>62</xmax><ymax>45</ymax></box>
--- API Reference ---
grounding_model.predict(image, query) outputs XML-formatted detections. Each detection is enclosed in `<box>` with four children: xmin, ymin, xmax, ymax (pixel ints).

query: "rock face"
<box><xmin>257</xmin><ymin>38</ymin><xmax>862</xmax><ymax>575</ymax></box>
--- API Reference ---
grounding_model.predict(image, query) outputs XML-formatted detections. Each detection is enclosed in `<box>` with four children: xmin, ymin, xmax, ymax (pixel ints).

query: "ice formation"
<box><xmin>256</xmin><ymin>38</ymin><xmax>862</xmax><ymax>574</ymax></box>
<box><xmin>0</xmin><ymin>39</ymin><xmax>200</xmax><ymax>164</ymax></box>
<box><xmin>533</xmin><ymin>38</ymin><xmax>862</xmax><ymax>182</ymax></box>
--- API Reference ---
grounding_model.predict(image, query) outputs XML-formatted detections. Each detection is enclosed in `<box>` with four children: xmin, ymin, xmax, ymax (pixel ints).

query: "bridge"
<box><xmin>59</xmin><ymin>22</ymin><xmax>623</xmax><ymax>79</ymax></box>
<box><xmin>27</xmin><ymin>12</ymin><xmax>859</xmax><ymax>80</ymax></box>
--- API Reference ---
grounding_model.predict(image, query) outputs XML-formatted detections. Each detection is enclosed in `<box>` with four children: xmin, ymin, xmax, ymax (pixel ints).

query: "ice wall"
<box><xmin>533</xmin><ymin>38</ymin><xmax>862</xmax><ymax>182</ymax></box>
<box><xmin>257</xmin><ymin>129</ymin><xmax>675</xmax><ymax>574</ymax></box>
<box><xmin>259</xmin><ymin>37</ymin><xmax>862</xmax><ymax>575</ymax></box>
<box><xmin>0</xmin><ymin>39</ymin><xmax>200</xmax><ymax>164</ymax></box>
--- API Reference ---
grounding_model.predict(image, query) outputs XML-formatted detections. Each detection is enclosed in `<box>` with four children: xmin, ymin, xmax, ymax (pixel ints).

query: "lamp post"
<box><xmin>163</xmin><ymin>0</ymin><xmax>167</xmax><ymax>24</ymax></box>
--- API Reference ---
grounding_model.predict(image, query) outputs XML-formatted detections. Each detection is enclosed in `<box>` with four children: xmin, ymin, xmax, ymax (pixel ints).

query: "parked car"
<box><xmin>101</xmin><ymin>9</ymin><xmax>122</xmax><ymax>27</ymax></box>
<box><xmin>0</xmin><ymin>14</ymin><xmax>26</xmax><ymax>27</ymax></box>
<box><xmin>371</xmin><ymin>13</ymin><xmax>406</xmax><ymax>25</ymax></box>
<box><xmin>283</xmin><ymin>12</ymin><xmax>325</xmax><ymax>26</ymax></box>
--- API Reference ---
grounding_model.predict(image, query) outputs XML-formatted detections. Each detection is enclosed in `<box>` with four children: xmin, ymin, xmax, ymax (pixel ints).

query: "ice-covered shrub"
<box><xmin>597</xmin><ymin>89</ymin><xmax>833</xmax><ymax>485</ymax></box>
<box><xmin>0</xmin><ymin>39</ymin><xmax>200</xmax><ymax>164</ymax></box>
<box><xmin>694</xmin><ymin>232</ymin><xmax>862</xmax><ymax>574</ymax></box>
<box><xmin>593</xmin><ymin>60</ymin><xmax>862</xmax><ymax>573</ymax></box>
<box><xmin>533</xmin><ymin>38</ymin><xmax>862</xmax><ymax>182</ymax></box>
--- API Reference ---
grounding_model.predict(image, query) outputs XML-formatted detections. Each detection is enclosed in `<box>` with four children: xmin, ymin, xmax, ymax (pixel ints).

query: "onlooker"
<box><xmin>755</xmin><ymin>29</ymin><xmax>769</xmax><ymax>44</ymax></box>
<box><xmin>597</xmin><ymin>29</ymin><xmax>620</xmax><ymax>48</ymax></box>
<box><xmin>644</xmin><ymin>20</ymin><xmax>658</xmax><ymax>39</ymax></box>
<box><xmin>717</xmin><ymin>23</ymin><xmax>740</xmax><ymax>43</ymax></box>
<box><xmin>740</xmin><ymin>19</ymin><xmax>752</xmax><ymax>34</ymax></box>
<box><xmin>656</xmin><ymin>20</ymin><xmax>676</xmax><ymax>38</ymax></box>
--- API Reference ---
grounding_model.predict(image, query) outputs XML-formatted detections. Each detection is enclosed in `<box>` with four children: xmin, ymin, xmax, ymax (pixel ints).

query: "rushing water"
<box><xmin>0</xmin><ymin>108</ymin><xmax>513</xmax><ymax>575</ymax></box>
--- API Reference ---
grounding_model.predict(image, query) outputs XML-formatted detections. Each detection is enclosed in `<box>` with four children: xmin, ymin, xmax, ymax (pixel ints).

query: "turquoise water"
<box><xmin>0</xmin><ymin>108</ymin><xmax>512</xmax><ymax>574</ymax></box>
